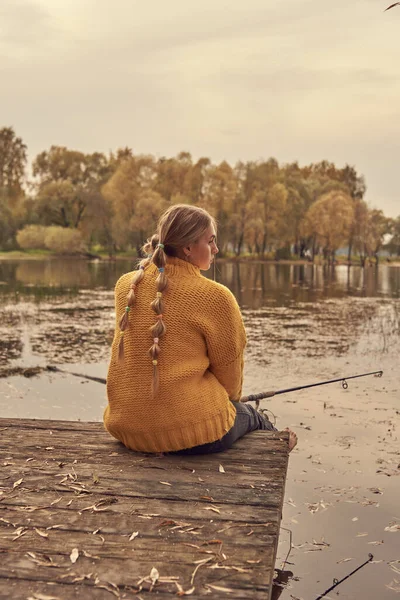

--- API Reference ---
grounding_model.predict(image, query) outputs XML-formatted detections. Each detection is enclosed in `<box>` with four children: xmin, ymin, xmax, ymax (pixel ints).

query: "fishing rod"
<box><xmin>240</xmin><ymin>370</ymin><xmax>383</xmax><ymax>406</ymax></box>
<box><xmin>46</xmin><ymin>365</ymin><xmax>107</xmax><ymax>384</ymax></box>
<box><xmin>45</xmin><ymin>366</ymin><xmax>383</xmax><ymax>404</ymax></box>
<box><xmin>314</xmin><ymin>553</ymin><xmax>374</xmax><ymax>600</ymax></box>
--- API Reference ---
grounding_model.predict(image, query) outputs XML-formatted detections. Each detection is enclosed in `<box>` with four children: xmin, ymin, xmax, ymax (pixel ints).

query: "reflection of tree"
<box><xmin>16</xmin><ymin>260</ymin><xmax>92</xmax><ymax>289</ymax></box>
<box><xmin>233</xmin><ymin>262</ymin><xmax>243</xmax><ymax>306</ymax></box>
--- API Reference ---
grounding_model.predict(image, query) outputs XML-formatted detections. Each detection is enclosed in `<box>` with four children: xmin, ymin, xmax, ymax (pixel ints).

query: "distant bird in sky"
<box><xmin>385</xmin><ymin>2</ymin><xmax>400</xmax><ymax>10</ymax></box>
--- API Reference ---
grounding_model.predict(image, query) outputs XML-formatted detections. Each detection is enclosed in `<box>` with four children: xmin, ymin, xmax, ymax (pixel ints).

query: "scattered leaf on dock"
<box><xmin>34</xmin><ymin>528</ymin><xmax>49</xmax><ymax>538</ymax></box>
<box><xmin>70</xmin><ymin>548</ymin><xmax>79</xmax><ymax>563</ymax></box>
<box><xmin>206</xmin><ymin>584</ymin><xmax>234</xmax><ymax>593</ymax></box>
<box><xmin>204</xmin><ymin>506</ymin><xmax>221</xmax><ymax>514</ymax></box>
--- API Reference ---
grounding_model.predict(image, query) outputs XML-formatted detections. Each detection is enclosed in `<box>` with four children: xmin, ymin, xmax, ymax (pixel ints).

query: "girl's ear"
<box><xmin>183</xmin><ymin>245</ymin><xmax>191</xmax><ymax>257</ymax></box>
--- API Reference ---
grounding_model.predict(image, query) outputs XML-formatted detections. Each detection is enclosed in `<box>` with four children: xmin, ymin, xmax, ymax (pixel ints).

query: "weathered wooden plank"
<box><xmin>1</xmin><ymin>491</ymin><xmax>279</xmax><ymax>524</ymax></box>
<box><xmin>0</xmin><ymin>504</ymin><xmax>278</xmax><ymax>536</ymax></box>
<box><xmin>1</xmin><ymin>472</ymin><xmax>285</xmax><ymax>508</ymax></box>
<box><xmin>0</xmin><ymin>577</ymin><xmax>272</xmax><ymax>599</ymax></box>
<box><xmin>0</xmin><ymin>441</ymin><xmax>288</xmax><ymax>469</ymax></box>
<box><xmin>0</xmin><ymin>421</ymin><xmax>287</xmax><ymax>457</ymax></box>
<box><xmin>0</xmin><ymin>552</ymin><xmax>272</xmax><ymax>594</ymax></box>
<box><xmin>0</xmin><ymin>418</ymin><xmax>103</xmax><ymax>431</ymax></box>
<box><xmin>0</xmin><ymin>418</ymin><xmax>289</xmax><ymax>600</ymax></box>
<box><xmin>1</xmin><ymin>462</ymin><xmax>285</xmax><ymax>490</ymax></box>
<box><xmin>0</xmin><ymin>579</ymin><xmax>121</xmax><ymax>600</ymax></box>
<box><xmin>1</xmin><ymin>531</ymin><xmax>274</xmax><ymax>563</ymax></box>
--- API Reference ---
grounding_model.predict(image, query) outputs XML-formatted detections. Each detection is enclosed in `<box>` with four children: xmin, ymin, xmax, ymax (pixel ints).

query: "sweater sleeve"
<box><xmin>204</xmin><ymin>285</ymin><xmax>247</xmax><ymax>401</ymax></box>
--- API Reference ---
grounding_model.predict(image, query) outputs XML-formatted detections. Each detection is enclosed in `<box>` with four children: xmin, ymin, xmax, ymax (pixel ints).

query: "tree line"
<box><xmin>1</xmin><ymin>126</ymin><xmax>399</xmax><ymax>264</ymax></box>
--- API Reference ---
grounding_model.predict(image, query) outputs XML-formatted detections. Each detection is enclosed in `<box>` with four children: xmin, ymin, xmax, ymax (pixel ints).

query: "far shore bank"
<box><xmin>1</xmin><ymin>250</ymin><xmax>399</xmax><ymax>268</ymax></box>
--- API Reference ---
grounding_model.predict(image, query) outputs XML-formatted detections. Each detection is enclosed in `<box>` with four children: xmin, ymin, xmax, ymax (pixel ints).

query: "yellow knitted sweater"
<box><xmin>104</xmin><ymin>257</ymin><xmax>247</xmax><ymax>453</ymax></box>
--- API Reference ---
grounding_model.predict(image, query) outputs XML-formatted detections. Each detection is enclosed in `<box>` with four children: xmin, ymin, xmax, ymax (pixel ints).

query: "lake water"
<box><xmin>0</xmin><ymin>258</ymin><xmax>399</xmax><ymax>600</ymax></box>
<box><xmin>0</xmin><ymin>257</ymin><xmax>399</xmax><ymax>305</ymax></box>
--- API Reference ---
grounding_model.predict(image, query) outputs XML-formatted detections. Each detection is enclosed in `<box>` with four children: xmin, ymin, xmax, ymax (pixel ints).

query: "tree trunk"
<box><xmin>236</xmin><ymin>231</ymin><xmax>244</xmax><ymax>256</ymax></box>
<box><xmin>347</xmin><ymin>239</ymin><xmax>353</xmax><ymax>264</ymax></box>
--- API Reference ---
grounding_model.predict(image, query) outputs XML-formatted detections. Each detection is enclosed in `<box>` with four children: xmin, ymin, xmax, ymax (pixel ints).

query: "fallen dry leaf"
<box><xmin>204</xmin><ymin>506</ymin><xmax>221</xmax><ymax>514</ymax></box>
<box><xmin>34</xmin><ymin>528</ymin><xmax>49</xmax><ymax>538</ymax></box>
<box><xmin>94</xmin><ymin>578</ymin><xmax>120</xmax><ymax>598</ymax></box>
<box><xmin>12</xmin><ymin>527</ymin><xmax>27</xmax><ymax>541</ymax></box>
<box><xmin>176</xmin><ymin>586</ymin><xmax>195</xmax><ymax>596</ymax></box>
<box><xmin>246</xmin><ymin>559</ymin><xmax>261</xmax><ymax>564</ymax></box>
<box><xmin>386</xmin><ymin>578</ymin><xmax>400</xmax><ymax>593</ymax></box>
<box><xmin>219</xmin><ymin>464</ymin><xmax>226</xmax><ymax>473</ymax></box>
<box><xmin>206</xmin><ymin>584</ymin><xmax>234</xmax><ymax>593</ymax></box>
<box><xmin>385</xmin><ymin>524</ymin><xmax>400</xmax><ymax>533</ymax></box>
<box><xmin>70</xmin><ymin>548</ymin><xmax>79</xmax><ymax>563</ymax></box>
<box><xmin>26</xmin><ymin>553</ymin><xmax>62</xmax><ymax>568</ymax></box>
<box><xmin>13</xmin><ymin>478</ymin><xmax>23</xmax><ymax>489</ymax></box>
<box><xmin>159</xmin><ymin>481</ymin><xmax>172</xmax><ymax>486</ymax></box>
<box><xmin>129</xmin><ymin>531</ymin><xmax>139</xmax><ymax>541</ymax></box>
<box><xmin>337</xmin><ymin>557</ymin><xmax>353</xmax><ymax>564</ymax></box>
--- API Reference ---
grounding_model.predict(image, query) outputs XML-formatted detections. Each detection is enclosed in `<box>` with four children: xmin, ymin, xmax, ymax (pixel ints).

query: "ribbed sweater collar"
<box><xmin>148</xmin><ymin>256</ymin><xmax>201</xmax><ymax>278</ymax></box>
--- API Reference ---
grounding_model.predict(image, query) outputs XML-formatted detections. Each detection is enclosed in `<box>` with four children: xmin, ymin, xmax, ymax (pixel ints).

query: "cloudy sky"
<box><xmin>1</xmin><ymin>0</ymin><xmax>399</xmax><ymax>216</ymax></box>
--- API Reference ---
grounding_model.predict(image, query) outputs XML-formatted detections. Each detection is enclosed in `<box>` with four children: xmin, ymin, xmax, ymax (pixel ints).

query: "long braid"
<box><xmin>149</xmin><ymin>243</ymin><xmax>168</xmax><ymax>395</ymax></box>
<box><xmin>117</xmin><ymin>254</ymin><xmax>152</xmax><ymax>361</ymax></box>
<box><xmin>117</xmin><ymin>204</ymin><xmax>216</xmax><ymax>396</ymax></box>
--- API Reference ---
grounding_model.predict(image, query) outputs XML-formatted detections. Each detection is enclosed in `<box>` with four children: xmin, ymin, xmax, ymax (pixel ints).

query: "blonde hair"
<box><xmin>118</xmin><ymin>204</ymin><xmax>216</xmax><ymax>395</ymax></box>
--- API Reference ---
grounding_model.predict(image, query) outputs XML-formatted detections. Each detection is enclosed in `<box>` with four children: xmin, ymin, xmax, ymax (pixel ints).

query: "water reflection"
<box><xmin>1</xmin><ymin>259</ymin><xmax>398</xmax><ymax>307</ymax></box>
<box><xmin>213</xmin><ymin>262</ymin><xmax>399</xmax><ymax>309</ymax></box>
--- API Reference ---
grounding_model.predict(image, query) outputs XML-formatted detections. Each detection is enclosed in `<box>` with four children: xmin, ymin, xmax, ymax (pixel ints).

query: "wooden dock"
<box><xmin>0</xmin><ymin>418</ymin><xmax>290</xmax><ymax>600</ymax></box>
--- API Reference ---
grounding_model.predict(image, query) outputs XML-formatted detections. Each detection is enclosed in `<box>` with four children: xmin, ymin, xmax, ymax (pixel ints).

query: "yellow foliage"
<box><xmin>302</xmin><ymin>190</ymin><xmax>354</xmax><ymax>252</ymax></box>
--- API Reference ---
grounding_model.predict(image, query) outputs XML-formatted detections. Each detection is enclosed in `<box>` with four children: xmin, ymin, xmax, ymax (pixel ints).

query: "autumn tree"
<box><xmin>301</xmin><ymin>190</ymin><xmax>354</xmax><ymax>263</ymax></box>
<box><xmin>0</xmin><ymin>127</ymin><xmax>27</xmax><ymax>196</ymax></box>
<box><xmin>243</xmin><ymin>159</ymin><xmax>288</xmax><ymax>256</ymax></box>
<box><xmin>184</xmin><ymin>157</ymin><xmax>211</xmax><ymax>204</ymax></box>
<box><xmin>32</xmin><ymin>147</ymin><xmax>112</xmax><ymax>231</ymax></box>
<box><xmin>200</xmin><ymin>161</ymin><xmax>238</xmax><ymax>252</ymax></box>
<box><xmin>0</xmin><ymin>127</ymin><xmax>29</xmax><ymax>248</ymax></box>
<box><xmin>154</xmin><ymin>152</ymin><xmax>194</xmax><ymax>203</ymax></box>
<box><xmin>354</xmin><ymin>208</ymin><xmax>392</xmax><ymax>265</ymax></box>
<box><xmin>385</xmin><ymin>216</ymin><xmax>400</xmax><ymax>257</ymax></box>
<box><xmin>102</xmin><ymin>155</ymin><xmax>160</xmax><ymax>250</ymax></box>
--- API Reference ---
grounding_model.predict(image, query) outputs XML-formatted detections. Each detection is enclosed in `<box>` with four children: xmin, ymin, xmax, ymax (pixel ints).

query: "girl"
<box><xmin>104</xmin><ymin>204</ymin><xmax>297</xmax><ymax>454</ymax></box>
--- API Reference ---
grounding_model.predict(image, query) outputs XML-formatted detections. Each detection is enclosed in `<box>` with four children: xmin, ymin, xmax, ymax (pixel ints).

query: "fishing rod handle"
<box><xmin>240</xmin><ymin>391</ymin><xmax>276</xmax><ymax>403</ymax></box>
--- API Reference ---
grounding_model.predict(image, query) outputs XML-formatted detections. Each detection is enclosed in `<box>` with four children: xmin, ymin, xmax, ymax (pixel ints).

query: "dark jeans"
<box><xmin>173</xmin><ymin>401</ymin><xmax>277</xmax><ymax>456</ymax></box>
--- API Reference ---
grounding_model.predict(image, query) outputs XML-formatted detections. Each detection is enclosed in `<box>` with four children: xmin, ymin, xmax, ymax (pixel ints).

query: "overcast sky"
<box><xmin>1</xmin><ymin>0</ymin><xmax>399</xmax><ymax>216</ymax></box>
